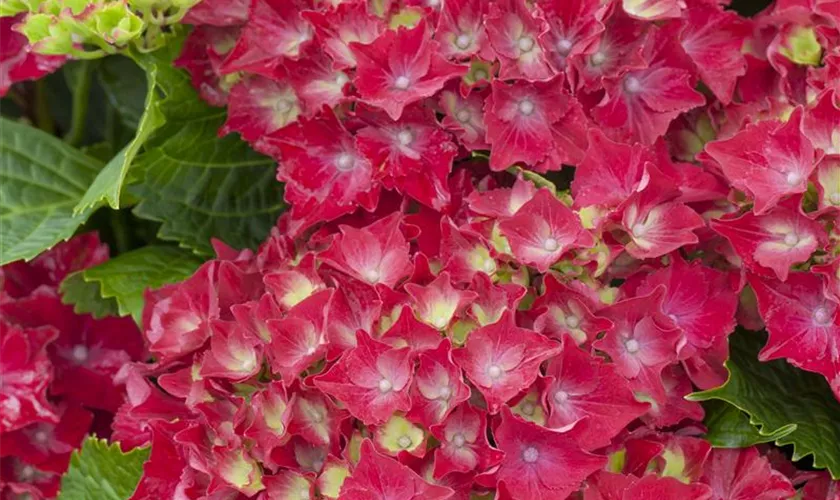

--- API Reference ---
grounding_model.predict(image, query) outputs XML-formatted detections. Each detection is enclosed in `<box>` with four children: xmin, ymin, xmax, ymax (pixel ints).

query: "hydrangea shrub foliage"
<box><xmin>2</xmin><ymin>0</ymin><xmax>840</xmax><ymax>499</ymax></box>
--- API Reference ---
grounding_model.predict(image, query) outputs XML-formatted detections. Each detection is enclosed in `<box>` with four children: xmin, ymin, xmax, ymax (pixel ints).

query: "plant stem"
<box><xmin>64</xmin><ymin>60</ymin><xmax>94</xmax><ymax>146</ymax></box>
<box><xmin>33</xmin><ymin>79</ymin><xmax>54</xmax><ymax>134</ymax></box>
<box><xmin>110</xmin><ymin>210</ymin><xmax>132</xmax><ymax>255</ymax></box>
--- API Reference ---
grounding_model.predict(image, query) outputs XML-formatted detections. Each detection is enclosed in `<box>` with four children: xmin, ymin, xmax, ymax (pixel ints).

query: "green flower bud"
<box><xmin>18</xmin><ymin>13</ymin><xmax>73</xmax><ymax>55</ymax></box>
<box><xmin>0</xmin><ymin>0</ymin><xmax>42</xmax><ymax>17</ymax></box>
<box><xmin>780</xmin><ymin>25</ymin><xmax>823</xmax><ymax>66</ymax></box>
<box><xmin>87</xmin><ymin>2</ymin><xmax>143</xmax><ymax>46</ymax></box>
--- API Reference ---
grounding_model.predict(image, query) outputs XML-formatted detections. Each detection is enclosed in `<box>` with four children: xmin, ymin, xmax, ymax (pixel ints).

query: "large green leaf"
<box><xmin>74</xmin><ymin>53</ymin><xmax>167</xmax><ymax>213</ymax></box>
<box><xmin>60</xmin><ymin>271</ymin><xmax>120</xmax><ymax>319</ymax></box>
<box><xmin>0</xmin><ymin>118</ymin><xmax>103</xmax><ymax>265</ymax></box>
<box><xmin>75</xmin><ymin>245</ymin><xmax>203</xmax><ymax>322</ymax></box>
<box><xmin>58</xmin><ymin>437</ymin><xmax>149</xmax><ymax>500</ymax></box>
<box><xmin>701</xmin><ymin>400</ymin><xmax>795</xmax><ymax>448</ymax></box>
<box><xmin>97</xmin><ymin>55</ymin><xmax>148</xmax><ymax>130</ymax></box>
<box><xmin>689</xmin><ymin>329</ymin><xmax>840</xmax><ymax>478</ymax></box>
<box><xmin>126</xmin><ymin>38</ymin><xmax>284</xmax><ymax>255</ymax></box>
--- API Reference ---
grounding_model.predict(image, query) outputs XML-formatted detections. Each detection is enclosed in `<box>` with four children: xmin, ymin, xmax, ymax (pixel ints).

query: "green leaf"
<box><xmin>0</xmin><ymin>118</ymin><xmax>103</xmax><ymax>265</ymax></box>
<box><xmin>74</xmin><ymin>56</ymin><xmax>165</xmax><ymax>213</ymax></box>
<box><xmin>58</xmin><ymin>437</ymin><xmax>150</xmax><ymax>500</ymax></box>
<box><xmin>701</xmin><ymin>400</ymin><xmax>795</xmax><ymax>448</ymax></box>
<box><xmin>127</xmin><ymin>38</ymin><xmax>284</xmax><ymax>255</ymax></box>
<box><xmin>97</xmin><ymin>55</ymin><xmax>148</xmax><ymax>129</ymax></box>
<box><xmin>60</xmin><ymin>271</ymin><xmax>120</xmax><ymax>319</ymax></box>
<box><xmin>81</xmin><ymin>245</ymin><xmax>203</xmax><ymax>322</ymax></box>
<box><xmin>689</xmin><ymin>329</ymin><xmax>840</xmax><ymax>478</ymax></box>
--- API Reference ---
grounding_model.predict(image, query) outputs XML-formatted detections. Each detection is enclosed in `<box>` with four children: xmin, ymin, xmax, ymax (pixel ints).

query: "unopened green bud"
<box><xmin>88</xmin><ymin>3</ymin><xmax>143</xmax><ymax>46</ymax></box>
<box><xmin>780</xmin><ymin>25</ymin><xmax>823</xmax><ymax>66</ymax></box>
<box><xmin>19</xmin><ymin>13</ymin><xmax>73</xmax><ymax>55</ymax></box>
<box><xmin>0</xmin><ymin>0</ymin><xmax>42</xmax><ymax>17</ymax></box>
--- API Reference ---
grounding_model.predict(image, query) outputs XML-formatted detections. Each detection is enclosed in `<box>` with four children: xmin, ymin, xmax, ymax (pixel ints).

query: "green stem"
<box><xmin>110</xmin><ymin>210</ymin><xmax>132</xmax><ymax>255</ymax></box>
<box><xmin>33</xmin><ymin>79</ymin><xmax>54</xmax><ymax>134</ymax></box>
<box><xmin>64</xmin><ymin>60</ymin><xmax>94</xmax><ymax>146</ymax></box>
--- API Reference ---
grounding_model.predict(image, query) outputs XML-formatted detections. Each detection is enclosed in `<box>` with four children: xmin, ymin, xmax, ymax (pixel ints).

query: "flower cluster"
<box><xmin>0</xmin><ymin>234</ymin><xmax>145</xmax><ymax>499</ymax></box>
<box><xmin>1</xmin><ymin>13</ymin><xmax>65</xmax><ymax>95</ymax></box>
<box><xmin>99</xmin><ymin>0</ymin><xmax>840</xmax><ymax>498</ymax></box>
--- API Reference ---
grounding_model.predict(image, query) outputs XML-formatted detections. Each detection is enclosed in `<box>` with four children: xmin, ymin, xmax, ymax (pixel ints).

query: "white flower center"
<box><xmin>831</xmin><ymin>193</ymin><xmax>840</xmax><ymax>205</ymax></box>
<box><xmin>34</xmin><ymin>430</ymin><xmax>48</xmax><ymax>443</ymax></box>
<box><xmin>364</xmin><ymin>268</ymin><xmax>380</xmax><ymax>284</ymax></box>
<box><xmin>72</xmin><ymin>345</ymin><xmax>88</xmax><ymax>363</ymax></box>
<box><xmin>378</xmin><ymin>378</ymin><xmax>393</xmax><ymax>393</ymax></box>
<box><xmin>590</xmin><ymin>51</ymin><xmax>606</xmax><ymax>66</ymax></box>
<box><xmin>518</xmin><ymin>98</ymin><xmax>535</xmax><ymax>116</ymax></box>
<box><xmin>556</xmin><ymin>38</ymin><xmax>572</xmax><ymax>55</ymax></box>
<box><xmin>520</xmin><ymin>402</ymin><xmax>536</xmax><ymax>416</ymax></box>
<box><xmin>786</xmin><ymin>171</ymin><xmax>801</xmax><ymax>185</ymax></box>
<box><xmin>625</xmin><ymin>339</ymin><xmax>640</xmax><ymax>354</ymax></box>
<box><xmin>452</xmin><ymin>433</ymin><xmax>466</xmax><ymax>447</ymax></box>
<box><xmin>299</xmin><ymin>489</ymin><xmax>311</xmax><ymax>500</ymax></box>
<box><xmin>783</xmin><ymin>233</ymin><xmax>799</xmax><ymax>247</ymax></box>
<box><xmin>19</xmin><ymin>465</ymin><xmax>34</xmax><ymax>480</ymax></box>
<box><xmin>522</xmin><ymin>446</ymin><xmax>539</xmax><ymax>463</ymax></box>
<box><xmin>487</xmin><ymin>364</ymin><xmax>503</xmax><ymax>379</ymax></box>
<box><xmin>631</xmin><ymin>223</ymin><xmax>647</xmax><ymax>237</ymax></box>
<box><xmin>455</xmin><ymin>33</ymin><xmax>471</xmax><ymax>50</ymax></box>
<box><xmin>565</xmin><ymin>315</ymin><xmax>580</xmax><ymax>329</ymax></box>
<box><xmin>554</xmin><ymin>390</ymin><xmax>569</xmax><ymax>404</ymax></box>
<box><xmin>814</xmin><ymin>307</ymin><xmax>832</xmax><ymax>325</ymax></box>
<box><xmin>335</xmin><ymin>153</ymin><xmax>355</xmax><ymax>172</ymax></box>
<box><xmin>397</xmin><ymin>129</ymin><xmax>414</xmax><ymax>146</ymax></box>
<box><xmin>398</xmin><ymin>435</ymin><xmax>413</xmax><ymax>448</ymax></box>
<box><xmin>518</xmin><ymin>36</ymin><xmax>535</xmax><ymax>53</ymax></box>
<box><xmin>624</xmin><ymin>76</ymin><xmax>642</xmax><ymax>93</ymax></box>
<box><xmin>482</xmin><ymin>259</ymin><xmax>496</xmax><ymax>273</ymax></box>
<box><xmin>438</xmin><ymin>386</ymin><xmax>452</xmax><ymax>400</ymax></box>
<box><xmin>274</xmin><ymin>100</ymin><xmax>292</xmax><ymax>113</ymax></box>
<box><xmin>432</xmin><ymin>315</ymin><xmax>449</xmax><ymax>329</ymax></box>
<box><xmin>335</xmin><ymin>72</ymin><xmax>349</xmax><ymax>86</ymax></box>
<box><xmin>456</xmin><ymin>109</ymin><xmax>471</xmax><ymax>123</ymax></box>
<box><xmin>394</xmin><ymin>75</ymin><xmax>411</xmax><ymax>90</ymax></box>
<box><xmin>543</xmin><ymin>237</ymin><xmax>559</xmax><ymax>252</ymax></box>
<box><xmin>474</xmin><ymin>69</ymin><xmax>488</xmax><ymax>81</ymax></box>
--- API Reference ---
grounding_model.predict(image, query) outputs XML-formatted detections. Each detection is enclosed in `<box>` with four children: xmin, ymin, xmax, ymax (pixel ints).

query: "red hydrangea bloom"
<box><xmin>0</xmin><ymin>322</ymin><xmax>59</xmax><ymax>432</ymax></box>
<box><xmin>0</xmin><ymin>15</ymin><xmax>65</xmax><ymax>96</ymax></box>
<box><xmin>453</xmin><ymin>312</ymin><xmax>561</xmax><ymax>413</ymax></box>
<box><xmin>262</xmin><ymin>109</ymin><xmax>379</xmax><ymax>230</ymax></box>
<box><xmin>355</xmin><ymin>105</ymin><xmax>459</xmax><ymax>210</ymax></box>
<box><xmin>634</xmin><ymin>253</ymin><xmax>738</xmax><ymax>353</ymax></box>
<box><xmin>221</xmin><ymin>0</ymin><xmax>314</xmax><ymax>75</ymax></box>
<box><xmin>571</xmin><ymin>129</ymin><xmax>654</xmax><ymax>210</ymax></box>
<box><xmin>430</xmin><ymin>404</ymin><xmax>504</xmax><ymax>478</ymax></box>
<box><xmin>485</xmin><ymin>0</ymin><xmax>553</xmax><ymax>81</ymax></box>
<box><xmin>320</xmin><ymin>214</ymin><xmax>412</xmax><ymax>288</ymax></box>
<box><xmin>265</xmin><ymin>289</ymin><xmax>331</xmax><ymax>382</ymax></box>
<box><xmin>593</xmin><ymin>289</ymin><xmax>681</xmax><ymax>402</ymax></box>
<box><xmin>531</xmin><ymin>274</ymin><xmax>612</xmax><ymax>345</ymax></box>
<box><xmin>543</xmin><ymin>344</ymin><xmax>649</xmax><ymax>450</ymax></box>
<box><xmin>314</xmin><ymin>332</ymin><xmax>413</xmax><ymax>425</ymax></box>
<box><xmin>499</xmin><ymin>188</ymin><xmax>594</xmax><ymax>272</ymax></box>
<box><xmin>704</xmin><ymin>108</ymin><xmax>817</xmax><ymax>215</ymax></box>
<box><xmin>489</xmin><ymin>407</ymin><xmax>607</xmax><ymax>500</ymax></box>
<box><xmin>678</xmin><ymin>3</ymin><xmax>751</xmax><ymax>104</ymax></box>
<box><xmin>748</xmin><ymin>272</ymin><xmax>840</xmax><ymax>389</ymax></box>
<box><xmin>484</xmin><ymin>77</ymin><xmax>570</xmax><ymax>171</ymax></box>
<box><xmin>711</xmin><ymin>201</ymin><xmax>827</xmax><ymax>281</ymax></box>
<box><xmin>339</xmin><ymin>440</ymin><xmax>454</xmax><ymax>499</ymax></box>
<box><xmin>537</xmin><ymin>0</ymin><xmax>607</xmax><ymax>72</ymax></box>
<box><xmin>593</xmin><ymin>25</ymin><xmax>706</xmax><ymax>145</ymax></box>
<box><xmin>351</xmin><ymin>20</ymin><xmax>465</xmax><ymax>120</ymax></box>
<box><xmin>221</xmin><ymin>74</ymin><xmax>302</xmax><ymax>142</ymax></box>
<box><xmin>405</xmin><ymin>272</ymin><xmax>477</xmax><ymax>331</ymax></box>
<box><xmin>407</xmin><ymin>340</ymin><xmax>471</xmax><ymax>427</ymax></box>
<box><xmin>700</xmin><ymin>447</ymin><xmax>795</xmax><ymax>500</ymax></box>
<box><xmin>302</xmin><ymin>2</ymin><xmax>385</xmax><ymax>70</ymax></box>
<box><xmin>803</xmin><ymin>89</ymin><xmax>840</xmax><ymax>156</ymax></box>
